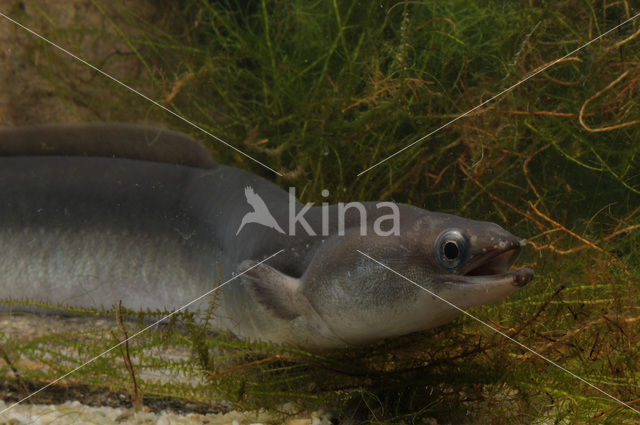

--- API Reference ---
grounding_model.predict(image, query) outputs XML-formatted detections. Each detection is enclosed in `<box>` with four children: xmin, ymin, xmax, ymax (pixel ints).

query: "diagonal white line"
<box><xmin>357</xmin><ymin>11</ymin><xmax>640</xmax><ymax>176</ymax></box>
<box><xmin>0</xmin><ymin>249</ymin><xmax>284</xmax><ymax>418</ymax></box>
<box><xmin>0</xmin><ymin>11</ymin><xmax>282</xmax><ymax>177</ymax></box>
<box><xmin>356</xmin><ymin>249</ymin><xmax>640</xmax><ymax>415</ymax></box>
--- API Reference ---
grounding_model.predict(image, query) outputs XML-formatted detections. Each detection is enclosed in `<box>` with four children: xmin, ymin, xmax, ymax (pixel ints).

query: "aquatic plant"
<box><xmin>1</xmin><ymin>0</ymin><xmax>639</xmax><ymax>423</ymax></box>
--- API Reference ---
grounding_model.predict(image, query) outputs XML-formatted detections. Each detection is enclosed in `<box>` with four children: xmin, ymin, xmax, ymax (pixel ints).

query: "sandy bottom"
<box><xmin>0</xmin><ymin>313</ymin><xmax>331</xmax><ymax>424</ymax></box>
<box><xmin>0</xmin><ymin>400</ymin><xmax>331</xmax><ymax>425</ymax></box>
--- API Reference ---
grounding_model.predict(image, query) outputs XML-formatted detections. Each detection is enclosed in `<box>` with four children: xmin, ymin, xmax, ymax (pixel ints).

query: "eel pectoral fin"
<box><xmin>238</xmin><ymin>260</ymin><xmax>304</xmax><ymax>320</ymax></box>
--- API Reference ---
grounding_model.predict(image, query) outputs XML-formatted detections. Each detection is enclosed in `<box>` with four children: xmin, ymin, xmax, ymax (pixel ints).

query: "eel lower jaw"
<box><xmin>457</xmin><ymin>267</ymin><xmax>534</xmax><ymax>287</ymax></box>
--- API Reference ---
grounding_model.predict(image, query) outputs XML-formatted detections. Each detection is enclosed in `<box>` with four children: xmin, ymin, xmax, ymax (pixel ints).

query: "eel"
<box><xmin>0</xmin><ymin>124</ymin><xmax>533</xmax><ymax>350</ymax></box>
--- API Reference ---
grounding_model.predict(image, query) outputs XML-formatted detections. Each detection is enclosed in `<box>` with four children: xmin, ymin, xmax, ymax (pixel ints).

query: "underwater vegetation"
<box><xmin>1</xmin><ymin>0</ymin><xmax>639</xmax><ymax>423</ymax></box>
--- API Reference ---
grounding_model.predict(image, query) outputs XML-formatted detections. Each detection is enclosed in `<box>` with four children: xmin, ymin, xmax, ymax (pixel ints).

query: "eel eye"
<box><xmin>436</xmin><ymin>230</ymin><xmax>467</xmax><ymax>270</ymax></box>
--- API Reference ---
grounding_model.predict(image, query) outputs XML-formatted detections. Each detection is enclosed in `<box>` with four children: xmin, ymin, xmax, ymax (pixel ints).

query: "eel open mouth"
<box><xmin>465</xmin><ymin>248</ymin><xmax>520</xmax><ymax>276</ymax></box>
<box><xmin>462</xmin><ymin>240</ymin><xmax>533</xmax><ymax>287</ymax></box>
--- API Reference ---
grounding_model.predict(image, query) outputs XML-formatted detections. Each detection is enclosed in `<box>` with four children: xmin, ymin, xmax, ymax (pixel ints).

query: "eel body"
<box><xmin>0</xmin><ymin>124</ymin><xmax>533</xmax><ymax>350</ymax></box>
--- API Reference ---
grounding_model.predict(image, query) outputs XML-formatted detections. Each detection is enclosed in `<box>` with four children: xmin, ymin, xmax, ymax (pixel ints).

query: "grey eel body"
<box><xmin>0</xmin><ymin>124</ymin><xmax>533</xmax><ymax>350</ymax></box>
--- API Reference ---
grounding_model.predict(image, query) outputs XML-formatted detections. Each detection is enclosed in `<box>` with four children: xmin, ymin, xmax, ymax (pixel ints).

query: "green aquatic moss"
<box><xmin>2</xmin><ymin>0</ymin><xmax>640</xmax><ymax>423</ymax></box>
